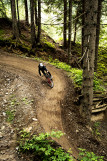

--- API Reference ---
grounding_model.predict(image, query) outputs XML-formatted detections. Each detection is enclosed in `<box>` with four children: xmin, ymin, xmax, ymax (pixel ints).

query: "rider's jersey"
<box><xmin>38</xmin><ymin>64</ymin><xmax>47</xmax><ymax>76</ymax></box>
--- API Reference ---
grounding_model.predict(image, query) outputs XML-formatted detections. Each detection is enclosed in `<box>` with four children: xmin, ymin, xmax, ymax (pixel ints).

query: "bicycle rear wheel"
<box><xmin>47</xmin><ymin>78</ymin><xmax>54</xmax><ymax>88</ymax></box>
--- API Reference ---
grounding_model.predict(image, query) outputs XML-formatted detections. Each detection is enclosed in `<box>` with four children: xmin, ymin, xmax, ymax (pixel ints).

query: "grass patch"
<box><xmin>22</xmin><ymin>97</ymin><xmax>33</xmax><ymax>105</ymax></box>
<box><xmin>6</xmin><ymin>110</ymin><xmax>16</xmax><ymax>123</ymax></box>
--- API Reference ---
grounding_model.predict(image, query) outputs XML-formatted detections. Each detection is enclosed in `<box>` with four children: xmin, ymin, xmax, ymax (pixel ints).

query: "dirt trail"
<box><xmin>0</xmin><ymin>49</ymin><xmax>77</xmax><ymax>160</ymax></box>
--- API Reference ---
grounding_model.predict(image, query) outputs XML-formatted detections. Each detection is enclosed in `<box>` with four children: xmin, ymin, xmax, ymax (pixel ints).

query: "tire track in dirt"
<box><xmin>0</xmin><ymin>50</ymin><xmax>78</xmax><ymax>158</ymax></box>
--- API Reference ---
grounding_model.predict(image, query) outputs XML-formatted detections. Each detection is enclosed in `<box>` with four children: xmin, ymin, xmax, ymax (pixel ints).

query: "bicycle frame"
<box><xmin>44</xmin><ymin>73</ymin><xmax>54</xmax><ymax>88</ymax></box>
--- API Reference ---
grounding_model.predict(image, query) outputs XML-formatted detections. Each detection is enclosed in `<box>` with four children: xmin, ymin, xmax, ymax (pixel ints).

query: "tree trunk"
<box><xmin>94</xmin><ymin>0</ymin><xmax>102</xmax><ymax>72</ymax></box>
<box><xmin>35</xmin><ymin>0</ymin><xmax>38</xmax><ymax>26</ymax></box>
<box><xmin>24</xmin><ymin>0</ymin><xmax>29</xmax><ymax>25</ymax></box>
<box><xmin>11</xmin><ymin>0</ymin><xmax>19</xmax><ymax>40</ymax></box>
<box><xmin>30</xmin><ymin>0</ymin><xmax>36</xmax><ymax>47</ymax></box>
<box><xmin>68</xmin><ymin>0</ymin><xmax>72</xmax><ymax>63</ymax></box>
<box><xmin>16</xmin><ymin>0</ymin><xmax>21</xmax><ymax>34</ymax></box>
<box><xmin>73</xmin><ymin>6</ymin><xmax>79</xmax><ymax>43</ymax></box>
<box><xmin>63</xmin><ymin>0</ymin><xmax>67</xmax><ymax>49</ymax></box>
<box><xmin>81</xmin><ymin>0</ymin><xmax>85</xmax><ymax>67</ymax></box>
<box><xmin>73</xmin><ymin>21</ymin><xmax>77</xmax><ymax>43</ymax></box>
<box><xmin>37</xmin><ymin>0</ymin><xmax>41</xmax><ymax>43</ymax></box>
<box><xmin>82</xmin><ymin>0</ymin><xmax>98</xmax><ymax>122</ymax></box>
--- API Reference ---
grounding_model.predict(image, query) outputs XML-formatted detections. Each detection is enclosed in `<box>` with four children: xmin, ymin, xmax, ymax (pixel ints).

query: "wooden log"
<box><xmin>94</xmin><ymin>91</ymin><xmax>103</xmax><ymax>94</ymax></box>
<box><xmin>93</xmin><ymin>97</ymin><xmax>107</xmax><ymax>102</ymax></box>
<box><xmin>93</xmin><ymin>95</ymin><xmax>105</xmax><ymax>98</ymax></box>
<box><xmin>96</xmin><ymin>101</ymin><xmax>102</xmax><ymax>108</ymax></box>
<box><xmin>92</xmin><ymin>106</ymin><xmax>106</xmax><ymax>113</ymax></box>
<box><xmin>92</xmin><ymin>103</ymin><xmax>107</xmax><ymax>109</ymax></box>
<box><xmin>93</xmin><ymin>98</ymin><xmax>102</xmax><ymax>102</ymax></box>
<box><xmin>96</xmin><ymin>104</ymin><xmax>107</xmax><ymax>109</ymax></box>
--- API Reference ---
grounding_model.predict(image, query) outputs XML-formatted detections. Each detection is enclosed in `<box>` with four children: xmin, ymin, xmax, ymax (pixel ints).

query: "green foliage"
<box><xmin>99</xmin><ymin>26</ymin><xmax>107</xmax><ymax>46</ymax></box>
<box><xmin>45</xmin><ymin>41</ymin><xmax>55</xmax><ymax>49</ymax></box>
<box><xmin>22</xmin><ymin>97</ymin><xmax>33</xmax><ymax>105</ymax></box>
<box><xmin>49</xmin><ymin>56</ymin><xmax>72</xmax><ymax>72</ymax></box>
<box><xmin>19</xmin><ymin>130</ymin><xmax>73</xmax><ymax>161</ymax></box>
<box><xmin>0</xmin><ymin>29</ymin><xmax>4</xmax><ymax>39</ymax></box>
<box><xmin>19</xmin><ymin>130</ymin><xmax>104</xmax><ymax>161</ymax></box>
<box><xmin>71</xmin><ymin>43</ymin><xmax>81</xmax><ymax>57</ymax></box>
<box><xmin>6</xmin><ymin>109</ymin><xmax>16</xmax><ymax>122</ymax></box>
<box><xmin>70</xmin><ymin>68</ymin><xmax>83</xmax><ymax>87</ymax></box>
<box><xmin>92</xmin><ymin>122</ymin><xmax>101</xmax><ymax>140</ymax></box>
<box><xmin>97</xmin><ymin>46</ymin><xmax>107</xmax><ymax>77</ymax></box>
<box><xmin>5</xmin><ymin>95</ymin><xmax>19</xmax><ymax>123</ymax></box>
<box><xmin>10</xmin><ymin>98</ymin><xmax>20</xmax><ymax>106</ymax></box>
<box><xmin>78</xmin><ymin>148</ymin><xmax>104</xmax><ymax>161</ymax></box>
<box><xmin>71</xmin><ymin>70</ymin><xmax>105</xmax><ymax>91</ymax></box>
<box><xmin>48</xmin><ymin>57</ymin><xmax>105</xmax><ymax>91</ymax></box>
<box><xmin>19</xmin><ymin>130</ymin><xmax>30</xmax><ymax>139</ymax></box>
<box><xmin>94</xmin><ymin>74</ymin><xmax>105</xmax><ymax>92</ymax></box>
<box><xmin>42</xmin><ymin>37</ymin><xmax>55</xmax><ymax>49</ymax></box>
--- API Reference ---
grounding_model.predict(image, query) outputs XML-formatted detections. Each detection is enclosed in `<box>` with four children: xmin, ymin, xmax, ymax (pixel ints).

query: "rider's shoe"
<box><xmin>50</xmin><ymin>76</ymin><xmax>53</xmax><ymax>79</ymax></box>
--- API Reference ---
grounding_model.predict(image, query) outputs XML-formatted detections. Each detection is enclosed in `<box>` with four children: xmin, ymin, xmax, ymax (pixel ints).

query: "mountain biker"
<box><xmin>38</xmin><ymin>63</ymin><xmax>51</xmax><ymax>78</ymax></box>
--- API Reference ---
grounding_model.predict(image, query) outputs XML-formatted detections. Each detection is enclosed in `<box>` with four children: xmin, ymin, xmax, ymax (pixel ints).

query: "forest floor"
<box><xmin>0</xmin><ymin>18</ymin><xmax>107</xmax><ymax>161</ymax></box>
<box><xmin>0</xmin><ymin>49</ymin><xmax>107</xmax><ymax>161</ymax></box>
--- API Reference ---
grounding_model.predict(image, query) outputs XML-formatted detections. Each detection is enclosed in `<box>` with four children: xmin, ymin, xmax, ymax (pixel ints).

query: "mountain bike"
<box><xmin>44</xmin><ymin>72</ymin><xmax>54</xmax><ymax>88</ymax></box>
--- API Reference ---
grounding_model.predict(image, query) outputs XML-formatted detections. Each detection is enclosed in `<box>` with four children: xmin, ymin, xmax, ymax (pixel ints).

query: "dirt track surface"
<box><xmin>0</xmin><ymin>49</ymin><xmax>77</xmax><ymax>161</ymax></box>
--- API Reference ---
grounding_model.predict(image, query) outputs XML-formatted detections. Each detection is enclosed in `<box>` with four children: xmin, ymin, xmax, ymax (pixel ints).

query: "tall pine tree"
<box><xmin>30</xmin><ymin>0</ymin><xmax>36</xmax><ymax>47</ymax></box>
<box><xmin>81</xmin><ymin>0</ymin><xmax>98</xmax><ymax>122</ymax></box>
<box><xmin>11</xmin><ymin>0</ymin><xmax>19</xmax><ymax>40</ymax></box>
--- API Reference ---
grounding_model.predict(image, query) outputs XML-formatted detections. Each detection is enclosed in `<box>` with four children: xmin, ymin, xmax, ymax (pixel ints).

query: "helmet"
<box><xmin>39</xmin><ymin>63</ymin><xmax>43</xmax><ymax>67</ymax></box>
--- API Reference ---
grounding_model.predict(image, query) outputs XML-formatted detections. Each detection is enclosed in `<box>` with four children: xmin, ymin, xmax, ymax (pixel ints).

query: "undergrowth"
<box><xmin>92</xmin><ymin>122</ymin><xmax>101</xmax><ymax>140</ymax></box>
<box><xmin>0</xmin><ymin>29</ymin><xmax>4</xmax><ymax>39</ymax></box>
<box><xmin>41</xmin><ymin>37</ymin><xmax>55</xmax><ymax>49</ymax></box>
<box><xmin>18</xmin><ymin>130</ymin><xmax>104</xmax><ymax>161</ymax></box>
<box><xmin>47</xmin><ymin>57</ymin><xmax>105</xmax><ymax>92</ymax></box>
<box><xmin>19</xmin><ymin>130</ymin><xmax>74</xmax><ymax>161</ymax></box>
<box><xmin>78</xmin><ymin>148</ymin><xmax>104</xmax><ymax>161</ymax></box>
<box><xmin>97</xmin><ymin>46</ymin><xmax>107</xmax><ymax>77</ymax></box>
